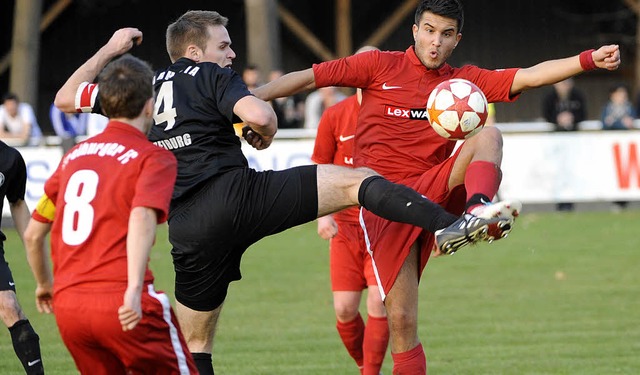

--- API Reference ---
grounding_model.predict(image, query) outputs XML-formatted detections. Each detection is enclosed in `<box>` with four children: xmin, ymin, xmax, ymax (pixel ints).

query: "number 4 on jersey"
<box><xmin>154</xmin><ymin>81</ymin><xmax>178</xmax><ymax>131</ymax></box>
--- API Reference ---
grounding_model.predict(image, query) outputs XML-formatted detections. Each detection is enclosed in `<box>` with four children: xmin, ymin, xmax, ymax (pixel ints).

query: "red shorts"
<box><xmin>330</xmin><ymin>220</ymin><xmax>377</xmax><ymax>291</ymax></box>
<box><xmin>53</xmin><ymin>285</ymin><xmax>197</xmax><ymax>375</ymax></box>
<box><xmin>360</xmin><ymin>147</ymin><xmax>467</xmax><ymax>299</ymax></box>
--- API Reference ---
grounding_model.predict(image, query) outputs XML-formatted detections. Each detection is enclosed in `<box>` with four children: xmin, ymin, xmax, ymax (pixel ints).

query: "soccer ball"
<box><xmin>426</xmin><ymin>78</ymin><xmax>488</xmax><ymax>140</ymax></box>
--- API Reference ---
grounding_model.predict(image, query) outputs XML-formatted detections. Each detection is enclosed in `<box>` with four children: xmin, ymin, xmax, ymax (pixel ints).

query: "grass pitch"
<box><xmin>1</xmin><ymin>210</ymin><xmax>639</xmax><ymax>374</ymax></box>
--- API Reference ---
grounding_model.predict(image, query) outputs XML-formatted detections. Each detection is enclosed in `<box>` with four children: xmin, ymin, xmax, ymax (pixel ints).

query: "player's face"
<box><xmin>202</xmin><ymin>25</ymin><xmax>236</xmax><ymax>68</ymax></box>
<box><xmin>412</xmin><ymin>11</ymin><xmax>461</xmax><ymax>70</ymax></box>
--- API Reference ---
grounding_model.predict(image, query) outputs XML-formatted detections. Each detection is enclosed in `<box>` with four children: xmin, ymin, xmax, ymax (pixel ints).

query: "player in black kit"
<box><xmin>54</xmin><ymin>14</ymin><xmax>512</xmax><ymax>375</ymax></box>
<box><xmin>0</xmin><ymin>141</ymin><xmax>45</xmax><ymax>374</ymax></box>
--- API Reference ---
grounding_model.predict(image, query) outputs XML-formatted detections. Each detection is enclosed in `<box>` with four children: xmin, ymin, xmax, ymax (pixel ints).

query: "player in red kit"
<box><xmin>254</xmin><ymin>0</ymin><xmax>621</xmax><ymax>373</ymax></box>
<box><xmin>312</xmin><ymin>44</ymin><xmax>388</xmax><ymax>375</ymax></box>
<box><xmin>23</xmin><ymin>55</ymin><xmax>197</xmax><ymax>374</ymax></box>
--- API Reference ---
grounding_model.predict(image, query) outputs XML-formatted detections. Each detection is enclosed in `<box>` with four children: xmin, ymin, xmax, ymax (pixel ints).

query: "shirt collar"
<box><xmin>105</xmin><ymin>120</ymin><xmax>147</xmax><ymax>139</ymax></box>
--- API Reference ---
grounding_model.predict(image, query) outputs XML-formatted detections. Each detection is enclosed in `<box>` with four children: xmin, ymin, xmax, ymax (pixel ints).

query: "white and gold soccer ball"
<box><xmin>426</xmin><ymin>78</ymin><xmax>488</xmax><ymax>140</ymax></box>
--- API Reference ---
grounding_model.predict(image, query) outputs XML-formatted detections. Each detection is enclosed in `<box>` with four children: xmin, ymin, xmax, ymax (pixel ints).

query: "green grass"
<box><xmin>2</xmin><ymin>210</ymin><xmax>640</xmax><ymax>374</ymax></box>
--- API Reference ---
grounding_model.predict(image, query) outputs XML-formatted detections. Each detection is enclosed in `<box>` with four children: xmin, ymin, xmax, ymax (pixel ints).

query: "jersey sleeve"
<box><xmin>213</xmin><ymin>69</ymin><xmax>252</xmax><ymax>123</ymax></box>
<box><xmin>131</xmin><ymin>149</ymin><xmax>177</xmax><ymax>224</ymax></box>
<box><xmin>311</xmin><ymin>105</ymin><xmax>338</xmax><ymax>164</ymax></box>
<box><xmin>459</xmin><ymin>66</ymin><xmax>521</xmax><ymax>103</ymax></box>
<box><xmin>75</xmin><ymin>82</ymin><xmax>103</xmax><ymax>114</ymax></box>
<box><xmin>5</xmin><ymin>148</ymin><xmax>27</xmax><ymax>203</ymax></box>
<box><xmin>313</xmin><ymin>50</ymin><xmax>380</xmax><ymax>89</ymax></box>
<box><xmin>32</xmin><ymin>194</ymin><xmax>55</xmax><ymax>223</ymax></box>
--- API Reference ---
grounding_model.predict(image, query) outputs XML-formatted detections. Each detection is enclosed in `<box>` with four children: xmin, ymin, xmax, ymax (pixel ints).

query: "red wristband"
<box><xmin>579</xmin><ymin>49</ymin><xmax>597</xmax><ymax>71</ymax></box>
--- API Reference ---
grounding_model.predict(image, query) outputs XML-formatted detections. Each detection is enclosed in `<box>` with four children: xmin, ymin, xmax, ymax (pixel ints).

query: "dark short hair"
<box><xmin>166</xmin><ymin>10</ymin><xmax>229</xmax><ymax>62</ymax></box>
<box><xmin>415</xmin><ymin>0</ymin><xmax>464</xmax><ymax>33</ymax></box>
<box><xmin>2</xmin><ymin>92</ymin><xmax>19</xmax><ymax>103</ymax></box>
<box><xmin>98</xmin><ymin>54</ymin><xmax>154</xmax><ymax>119</ymax></box>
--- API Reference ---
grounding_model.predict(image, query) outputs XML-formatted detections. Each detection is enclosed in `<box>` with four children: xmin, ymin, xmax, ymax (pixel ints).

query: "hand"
<box><xmin>35</xmin><ymin>284</ymin><xmax>54</xmax><ymax>314</ymax></box>
<box><xmin>103</xmin><ymin>28</ymin><xmax>143</xmax><ymax>58</ymax></box>
<box><xmin>242</xmin><ymin>126</ymin><xmax>273</xmax><ymax>150</ymax></box>
<box><xmin>317</xmin><ymin>215</ymin><xmax>338</xmax><ymax>240</ymax></box>
<box><xmin>593</xmin><ymin>44</ymin><xmax>620</xmax><ymax>71</ymax></box>
<box><xmin>118</xmin><ymin>288</ymin><xmax>142</xmax><ymax>331</ymax></box>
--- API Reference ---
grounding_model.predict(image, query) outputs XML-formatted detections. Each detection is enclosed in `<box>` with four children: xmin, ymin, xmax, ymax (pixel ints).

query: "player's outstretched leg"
<box><xmin>434</xmin><ymin>199</ymin><xmax>521</xmax><ymax>255</ymax></box>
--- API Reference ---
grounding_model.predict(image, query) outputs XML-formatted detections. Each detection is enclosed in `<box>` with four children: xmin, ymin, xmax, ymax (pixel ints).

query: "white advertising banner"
<box><xmin>4</xmin><ymin>131</ymin><xmax>640</xmax><ymax>219</ymax></box>
<box><xmin>2</xmin><ymin>147</ymin><xmax>63</xmax><ymax>217</ymax></box>
<box><xmin>499</xmin><ymin>131</ymin><xmax>640</xmax><ymax>203</ymax></box>
<box><xmin>241</xmin><ymin>131</ymin><xmax>640</xmax><ymax>204</ymax></box>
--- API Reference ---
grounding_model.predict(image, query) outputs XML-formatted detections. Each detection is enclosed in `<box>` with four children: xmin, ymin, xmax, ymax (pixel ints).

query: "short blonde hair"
<box><xmin>166</xmin><ymin>10</ymin><xmax>228</xmax><ymax>62</ymax></box>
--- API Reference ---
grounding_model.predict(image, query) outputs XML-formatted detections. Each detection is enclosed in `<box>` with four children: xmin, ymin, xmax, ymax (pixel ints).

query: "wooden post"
<box><xmin>245</xmin><ymin>0</ymin><xmax>281</xmax><ymax>80</ymax></box>
<box><xmin>10</xmin><ymin>0</ymin><xmax>43</xmax><ymax>108</ymax></box>
<box><xmin>336</xmin><ymin>0</ymin><xmax>352</xmax><ymax>57</ymax></box>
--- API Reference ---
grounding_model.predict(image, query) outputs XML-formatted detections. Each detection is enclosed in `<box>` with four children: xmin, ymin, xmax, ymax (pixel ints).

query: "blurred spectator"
<box><xmin>268</xmin><ymin>69</ymin><xmax>304</xmax><ymax>129</ymax></box>
<box><xmin>601</xmin><ymin>83</ymin><xmax>635</xmax><ymax>211</ymax></box>
<box><xmin>304</xmin><ymin>86</ymin><xmax>346</xmax><ymax>129</ymax></box>
<box><xmin>0</xmin><ymin>93</ymin><xmax>43</xmax><ymax>146</ymax></box>
<box><xmin>85</xmin><ymin>113</ymin><xmax>109</xmax><ymax>137</ymax></box>
<box><xmin>601</xmin><ymin>84</ymin><xmax>636</xmax><ymax>130</ymax></box>
<box><xmin>542</xmin><ymin>78</ymin><xmax>586</xmax><ymax>132</ymax></box>
<box><xmin>542</xmin><ymin>78</ymin><xmax>586</xmax><ymax>212</ymax></box>
<box><xmin>50</xmin><ymin>102</ymin><xmax>94</xmax><ymax>152</ymax></box>
<box><xmin>242</xmin><ymin>64</ymin><xmax>263</xmax><ymax>90</ymax></box>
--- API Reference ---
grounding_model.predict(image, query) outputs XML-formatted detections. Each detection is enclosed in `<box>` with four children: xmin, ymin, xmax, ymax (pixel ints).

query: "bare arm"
<box><xmin>54</xmin><ymin>28</ymin><xmax>143</xmax><ymax>113</ymax></box>
<box><xmin>9</xmin><ymin>199</ymin><xmax>30</xmax><ymax>240</ymax></box>
<box><xmin>23</xmin><ymin>219</ymin><xmax>54</xmax><ymax>314</ymax></box>
<box><xmin>118</xmin><ymin>206</ymin><xmax>157</xmax><ymax>331</ymax></box>
<box><xmin>511</xmin><ymin>44</ymin><xmax>620</xmax><ymax>95</ymax></box>
<box><xmin>234</xmin><ymin>96</ymin><xmax>278</xmax><ymax>150</ymax></box>
<box><xmin>252</xmin><ymin>68</ymin><xmax>317</xmax><ymax>101</ymax></box>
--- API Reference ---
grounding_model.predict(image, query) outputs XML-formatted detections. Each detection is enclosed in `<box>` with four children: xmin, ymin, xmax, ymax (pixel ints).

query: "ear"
<box><xmin>412</xmin><ymin>24</ymin><xmax>418</xmax><ymax>41</ymax></box>
<box><xmin>187</xmin><ymin>45</ymin><xmax>201</xmax><ymax>62</ymax></box>
<box><xmin>144</xmin><ymin>98</ymin><xmax>154</xmax><ymax>118</ymax></box>
<box><xmin>455</xmin><ymin>33</ymin><xmax>462</xmax><ymax>47</ymax></box>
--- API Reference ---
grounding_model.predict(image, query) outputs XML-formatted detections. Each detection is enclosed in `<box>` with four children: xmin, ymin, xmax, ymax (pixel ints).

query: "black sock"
<box><xmin>9</xmin><ymin>320</ymin><xmax>44</xmax><ymax>375</ymax></box>
<box><xmin>464</xmin><ymin>193</ymin><xmax>492</xmax><ymax>212</ymax></box>
<box><xmin>192</xmin><ymin>352</ymin><xmax>214</xmax><ymax>375</ymax></box>
<box><xmin>358</xmin><ymin>176</ymin><xmax>457</xmax><ymax>233</ymax></box>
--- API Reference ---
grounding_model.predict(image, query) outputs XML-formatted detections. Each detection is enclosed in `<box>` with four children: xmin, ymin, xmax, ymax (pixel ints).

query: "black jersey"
<box><xmin>148</xmin><ymin>58</ymin><xmax>252</xmax><ymax>202</ymax></box>
<box><xmin>0</xmin><ymin>141</ymin><xmax>27</xmax><ymax>242</ymax></box>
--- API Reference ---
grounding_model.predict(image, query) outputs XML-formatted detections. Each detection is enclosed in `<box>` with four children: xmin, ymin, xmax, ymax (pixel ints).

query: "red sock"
<box><xmin>464</xmin><ymin>161</ymin><xmax>502</xmax><ymax>211</ymax></box>
<box><xmin>336</xmin><ymin>314</ymin><xmax>365</xmax><ymax>368</ymax></box>
<box><xmin>391</xmin><ymin>343</ymin><xmax>426</xmax><ymax>375</ymax></box>
<box><xmin>362</xmin><ymin>315</ymin><xmax>390</xmax><ymax>375</ymax></box>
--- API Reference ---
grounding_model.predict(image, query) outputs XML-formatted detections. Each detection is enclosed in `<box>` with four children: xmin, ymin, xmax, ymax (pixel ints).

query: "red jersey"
<box><xmin>36</xmin><ymin>121</ymin><xmax>177</xmax><ymax>295</ymax></box>
<box><xmin>311</xmin><ymin>95</ymin><xmax>360</xmax><ymax>224</ymax></box>
<box><xmin>313</xmin><ymin>46</ymin><xmax>520</xmax><ymax>183</ymax></box>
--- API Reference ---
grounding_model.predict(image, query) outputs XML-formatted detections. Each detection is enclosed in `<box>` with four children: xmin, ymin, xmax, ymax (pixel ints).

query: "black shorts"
<box><xmin>0</xmin><ymin>243</ymin><xmax>17</xmax><ymax>292</ymax></box>
<box><xmin>168</xmin><ymin>165</ymin><xmax>318</xmax><ymax>311</ymax></box>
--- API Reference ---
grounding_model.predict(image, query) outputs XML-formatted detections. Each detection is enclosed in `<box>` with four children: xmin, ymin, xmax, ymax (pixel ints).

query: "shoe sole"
<box><xmin>438</xmin><ymin>220</ymin><xmax>492</xmax><ymax>254</ymax></box>
<box><xmin>485</xmin><ymin>217</ymin><xmax>514</xmax><ymax>243</ymax></box>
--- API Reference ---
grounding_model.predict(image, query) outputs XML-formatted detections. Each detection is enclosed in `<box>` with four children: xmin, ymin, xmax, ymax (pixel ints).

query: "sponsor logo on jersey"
<box><xmin>384</xmin><ymin>105</ymin><xmax>430</xmax><ymax>121</ymax></box>
<box><xmin>0</xmin><ymin>172</ymin><xmax>4</xmax><ymax>187</ymax></box>
<box><xmin>338</xmin><ymin>134</ymin><xmax>355</xmax><ymax>142</ymax></box>
<box><xmin>382</xmin><ymin>82</ymin><xmax>402</xmax><ymax>90</ymax></box>
<box><xmin>153</xmin><ymin>133</ymin><xmax>193</xmax><ymax>151</ymax></box>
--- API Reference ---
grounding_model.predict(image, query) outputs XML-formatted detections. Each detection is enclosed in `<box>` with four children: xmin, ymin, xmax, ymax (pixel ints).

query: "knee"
<box><xmin>354</xmin><ymin>166</ymin><xmax>379</xmax><ymax>179</ymax></box>
<box><xmin>386</xmin><ymin>306</ymin><xmax>417</xmax><ymax>333</ymax></box>
<box><xmin>366</xmin><ymin>294</ymin><xmax>387</xmax><ymax>318</ymax></box>
<box><xmin>476</xmin><ymin>125</ymin><xmax>503</xmax><ymax>147</ymax></box>
<box><xmin>334</xmin><ymin>302</ymin><xmax>360</xmax><ymax>322</ymax></box>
